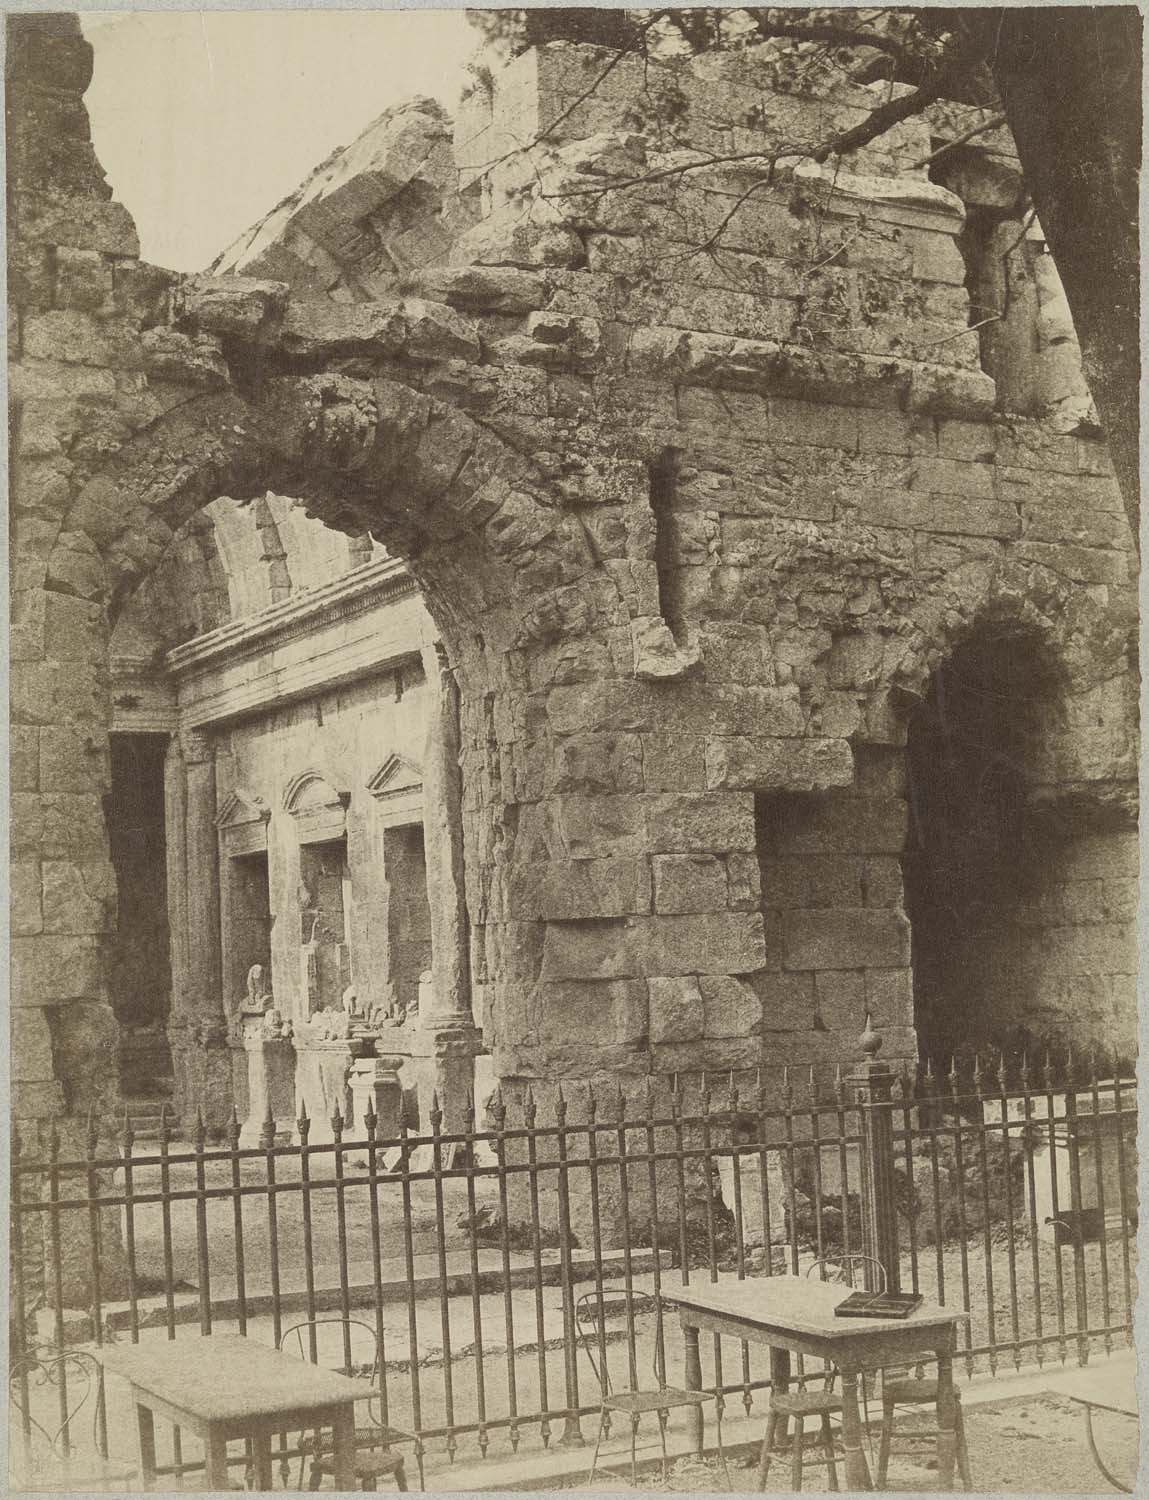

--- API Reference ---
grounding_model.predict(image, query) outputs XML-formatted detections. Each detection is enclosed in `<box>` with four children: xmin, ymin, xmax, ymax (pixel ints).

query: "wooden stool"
<box><xmin>757</xmin><ymin>1389</ymin><xmax>842</xmax><ymax>1492</ymax></box>
<box><xmin>876</xmin><ymin>1376</ymin><xmax>972</xmax><ymax>1489</ymax></box>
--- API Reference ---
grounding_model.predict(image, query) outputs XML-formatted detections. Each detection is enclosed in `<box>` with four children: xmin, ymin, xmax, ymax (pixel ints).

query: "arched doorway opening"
<box><xmin>903</xmin><ymin>615</ymin><xmax>1137</xmax><ymax>1072</ymax></box>
<box><xmin>904</xmin><ymin>622</ymin><xmax>1061</xmax><ymax>1068</ymax></box>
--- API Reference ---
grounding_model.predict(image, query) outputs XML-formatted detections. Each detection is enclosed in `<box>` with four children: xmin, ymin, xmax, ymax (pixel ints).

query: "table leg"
<box><xmin>936</xmin><ymin>1351</ymin><xmax>957</xmax><ymax>1491</ymax></box>
<box><xmin>840</xmin><ymin>1368</ymin><xmax>872</xmax><ymax>1491</ymax></box>
<box><xmin>134</xmin><ymin>1402</ymin><xmax>158</xmax><ymax>1491</ymax></box>
<box><xmin>252</xmin><ymin>1430</ymin><xmax>275</xmax><ymax>1492</ymax></box>
<box><xmin>683</xmin><ymin>1324</ymin><xmax>704</xmax><ymax>1456</ymax></box>
<box><xmin>331</xmin><ymin>1405</ymin><xmax>357</xmax><ymax>1491</ymax></box>
<box><xmin>769</xmin><ymin>1348</ymin><xmax>791</xmax><ymax>1450</ymax></box>
<box><xmin>204</xmin><ymin>1427</ymin><xmax>231</xmax><ymax>1490</ymax></box>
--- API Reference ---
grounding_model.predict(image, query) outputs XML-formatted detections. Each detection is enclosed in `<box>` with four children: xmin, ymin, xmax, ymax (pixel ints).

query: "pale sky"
<box><xmin>81</xmin><ymin>9</ymin><xmax>476</xmax><ymax>272</ymax></box>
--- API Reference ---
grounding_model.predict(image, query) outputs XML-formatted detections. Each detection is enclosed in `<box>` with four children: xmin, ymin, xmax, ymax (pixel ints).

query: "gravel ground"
<box><xmin>562</xmin><ymin>1392</ymin><xmax>1140</xmax><ymax>1494</ymax></box>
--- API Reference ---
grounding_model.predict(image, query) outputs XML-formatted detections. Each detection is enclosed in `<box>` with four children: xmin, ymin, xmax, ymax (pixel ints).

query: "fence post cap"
<box><xmin>860</xmin><ymin>1011</ymin><xmax>883</xmax><ymax>1058</ymax></box>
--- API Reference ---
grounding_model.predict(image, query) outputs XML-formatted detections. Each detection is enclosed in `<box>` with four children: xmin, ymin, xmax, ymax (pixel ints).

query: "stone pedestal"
<box><xmin>425</xmin><ymin>1024</ymin><xmax>484</xmax><ymax>1138</ymax></box>
<box><xmin>348</xmin><ymin>1054</ymin><xmax>405</xmax><ymax>1142</ymax></box>
<box><xmin>294</xmin><ymin>1037</ymin><xmax>368</xmax><ymax>1140</ymax></box>
<box><xmin>239</xmin><ymin>1031</ymin><xmax>297</xmax><ymax>1146</ymax></box>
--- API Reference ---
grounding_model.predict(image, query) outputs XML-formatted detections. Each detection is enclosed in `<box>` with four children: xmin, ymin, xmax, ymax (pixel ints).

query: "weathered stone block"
<box><xmin>12</xmin><ymin>1008</ymin><xmax>55</xmax><ymax>1081</ymax></box>
<box><xmin>537</xmin><ymin>858</ymin><xmax>651</xmax><ymax>920</ymax></box>
<box><xmin>38</xmin><ymin>727</ymin><xmax>109</xmax><ymax>791</ymax></box>
<box><xmin>557</xmin><ymin>793</ymin><xmax>646</xmax><ymax>858</ymax></box>
<box><xmin>761</xmin><ymin>855</ymin><xmax>864</xmax><ymax>909</ymax></box>
<box><xmin>648</xmin><ymin>975</ymin><xmax>703</xmax><ymax>1044</ymax></box>
<box><xmin>22</xmin><ymin>309</ymin><xmax>136</xmax><ymax>368</ymax></box>
<box><xmin>41</xmin><ymin>591</ymin><xmax>105</xmax><ymax>663</ymax></box>
<box><xmin>651</xmin><ymin>855</ymin><xmax>726</xmax><ymax>915</ymax></box>
<box><xmin>699</xmin><ymin>975</ymin><xmax>761</xmax><ymax>1038</ymax></box>
<box><xmin>11</xmin><ymin>860</ymin><xmax>44</xmax><ymax>936</ymax></box>
<box><xmin>41</xmin><ymin>860</ymin><xmax>116</xmax><ymax>934</ymax></box>
<box><xmin>752</xmin><ymin>971</ymin><xmax>817</xmax><ymax>1031</ymax></box>
<box><xmin>642</xmin><ymin>912</ymin><xmax>766</xmax><ymax>975</ymax></box>
<box><xmin>863</xmin><ymin>857</ymin><xmax>904</xmax><ymax>908</ymax></box>
<box><xmin>765</xmin><ymin>797</ymin><xmax>908</xmax><ymax>855</ymax></box>
<box><xmin>11</xmin><ymin>936</ymin><xmax>103</xmax><ymax>1003</ymax></box>
<box><xmin>815</xmin><ymin>969</ymin><xmax>865</xmax><ymax>1032</ymax></box>
<box><xmin>908</xmin><ymin>229</ymin><xmax>967</xmax><ymax>285</ymax></box>
<box><xmin>37</xmin><ymin>793</ymin><xmax>110</xmax><ymax>859</ymax></box>
<box><xmin>53</xmin><ymin>247</ymin><xmax>114</xmax><ymax>313</ymax></box>
<box><xmin>768</xmin><ymin>396</ymin><xmax>859</xmax><ymax>450</ymax></box>
<box><xmin>176</xmin><ymin>273</ymin><xmax>288</xmax><ymax>336</ymax></box>
<box><xmin>645</xmin><ymin>793</ymin><xmax>756</xmax><ymax>853</ymax></box>
<box><xmin>11</xmin><ymin>726</ymin><xmax>40</xmax><ymax>792</ymax></box>
<box><xmin>542</xmin><ymin>917</ymin><xmax>643</xmax><ymax>980</ymax></box>
<box><xmin>782</xmin><ymin>909</ymin><xmax>910</xmax><ymax>970</ymax></box>
<box><xmin>641</xmin><ymin>732</ymin><xmax>706</xmax><ymax>791</ymax></box>
<box><xmin>13</xmin><ymin>193</ymin><xmax>139</xmax><ymax>256</ymax></box>
<box><xmin>537</xmin><ymin>979</ymin><xmax>648</xmax><ymax>1046</ymax></box>
<box><xmin>549</xmin><ymin>732</ymin><xmax>643</xmax><ymax>794</ymax></box>
<box><xmin>705</xmin><ymin>736</ymin><xmax>853</xmax><ymax>792</ymax></box>
<box><xmin>863</xmin><ymin>968</ymin><xmax>915</xmax><ymax>1028</ymax></box>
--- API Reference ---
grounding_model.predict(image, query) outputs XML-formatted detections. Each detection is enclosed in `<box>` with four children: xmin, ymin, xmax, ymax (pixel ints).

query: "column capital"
<box><xmin>179</xmin><ymin>727</ymin><xmax>215</xmax><ymax>764</ymax></box>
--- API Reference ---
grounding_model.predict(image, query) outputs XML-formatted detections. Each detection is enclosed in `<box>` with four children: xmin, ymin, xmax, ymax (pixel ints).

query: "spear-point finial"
<box><xmin>859</xmin><ymin>1010</ymin><xmax>883</xmax><ymax>1060</ymax></box>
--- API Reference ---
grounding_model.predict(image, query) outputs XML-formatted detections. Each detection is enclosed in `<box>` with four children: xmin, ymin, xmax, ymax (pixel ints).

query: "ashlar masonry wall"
<box><xmin>9</xmin><ymin>18</ymin><xmax>1138</xmax><ymax>1147</ymax></box>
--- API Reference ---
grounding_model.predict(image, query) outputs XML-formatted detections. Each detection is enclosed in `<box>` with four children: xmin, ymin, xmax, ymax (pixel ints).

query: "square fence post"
<box><xmin>848</xmin><ymin>1014</ymin><xmax>901</xmax><ymax>1292</ymax></box>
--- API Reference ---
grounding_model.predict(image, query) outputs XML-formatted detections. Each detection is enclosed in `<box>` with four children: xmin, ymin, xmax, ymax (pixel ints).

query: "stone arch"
<box><xmin>895</xmin><ymin>555</ymin><xmax>1132</xmax><ymax>711</ymax></box>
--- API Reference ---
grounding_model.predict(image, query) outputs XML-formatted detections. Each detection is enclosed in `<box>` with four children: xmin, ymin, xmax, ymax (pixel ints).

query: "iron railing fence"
<box><xmin>10</xmin><ymin>1051</ymin><xmax>1137</xmax><ymax>1483</ymax></box>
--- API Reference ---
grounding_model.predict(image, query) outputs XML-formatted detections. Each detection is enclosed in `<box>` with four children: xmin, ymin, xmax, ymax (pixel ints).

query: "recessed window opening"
<box><xmin>649</xmin><ymin>447</ymin><xmax>686</xmax><ymax>643</ymax></box>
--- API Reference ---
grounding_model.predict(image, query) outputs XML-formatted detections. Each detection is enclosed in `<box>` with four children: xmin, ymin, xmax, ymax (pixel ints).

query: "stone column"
<box><xmin>419</xmin><ymin>642</ymin><xmax>483</xmax><ymax>1136</ymax></box>
<box><xmin>180</xmin><ymin>729</ymin><xmax>232</xmax><ymax>1132</ymax></box>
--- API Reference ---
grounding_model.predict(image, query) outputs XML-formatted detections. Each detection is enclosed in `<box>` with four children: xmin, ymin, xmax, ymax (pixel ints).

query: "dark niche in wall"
<box><xmin>106</xmin><ymin>733</ymin><xmax>173</xmax><ymax>1093</ymax></box>
<box><xmin>903</xmin><ymin>627</ymin><xmax>1055</xmax><ymax>1068</ymax></box>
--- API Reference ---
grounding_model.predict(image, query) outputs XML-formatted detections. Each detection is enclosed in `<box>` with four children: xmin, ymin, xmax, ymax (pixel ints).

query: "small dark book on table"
<box><xmin>833</xmin><ymin>1290</ymin><xmax>923</xmax><ymax>1320</ymax></box>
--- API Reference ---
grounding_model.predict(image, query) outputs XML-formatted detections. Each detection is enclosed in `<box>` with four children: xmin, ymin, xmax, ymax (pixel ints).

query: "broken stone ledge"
<box><xmin>629</xmin><ymin>327</ymin><xmax>996</xmax><ymax>420</ymax></box>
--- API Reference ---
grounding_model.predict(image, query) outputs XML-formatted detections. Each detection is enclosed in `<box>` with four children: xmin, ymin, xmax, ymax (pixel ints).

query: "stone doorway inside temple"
<box><xmin>107</xmin><ymin>733</ymin><xmax>174</xmax><ymax>1105</ymax></box>
<box><xmin>299</xmin><ymin>837</ymin><xmax>354</xmax><ymax>1018</ymax></box>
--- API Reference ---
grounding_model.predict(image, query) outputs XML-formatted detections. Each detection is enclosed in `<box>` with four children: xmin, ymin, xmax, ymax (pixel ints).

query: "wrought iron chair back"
<box><xmin>9</xmin><ymin>1345</ymin><xmax>107</xmax><ymax>1462</ymax></box>
<box><xmin>805</xmin><ymin>1253</ymin><xmax>888</xmax><ymax>1290</ymax></box>
<box><xmin>574</xmin><ymin>1288</ymin><xmax>730</xmax><ymax>1489</ymax></box>
<box><xmin>279</xmin><ymin>1316</ymin><xmax>421</xmax><ymax>1490</ymax></box>
<box><xmin>280</xmin><ymin>1316</ymin><xmax>382</xmax><ymax>1425</ymax></box>
<box><xmin>574</xmin><ymin>1289</ymin><xmax>663</xmax><ymax>1398</ymax></box>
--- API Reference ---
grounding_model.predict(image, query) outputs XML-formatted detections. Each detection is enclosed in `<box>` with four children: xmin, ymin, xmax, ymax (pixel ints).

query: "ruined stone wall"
<box><xmin>9</xmin><ymin>18</ymin><xmax>1138</xmax><ymax>1139</ymax></box>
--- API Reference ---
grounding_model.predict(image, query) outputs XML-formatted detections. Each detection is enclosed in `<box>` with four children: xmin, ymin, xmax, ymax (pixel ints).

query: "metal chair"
<box><xmin>576</xmin><ymin>1289</ymin><xmax>732</xmax><ymax>1488</ymax></box>
<box><xmin>279</xmin><ymin>1318</ymin><xmax>422</xmax><ymax>1491</ymax></box>
<box><xmin>8</xmin><ymin>1344</ymin><xmax>138</xmax><ymax>1493</ymax></box>
<box><xmin>756</xmin><ymin>1255</ymin><xmax>887</xmax><ymax>1491</ymax></box>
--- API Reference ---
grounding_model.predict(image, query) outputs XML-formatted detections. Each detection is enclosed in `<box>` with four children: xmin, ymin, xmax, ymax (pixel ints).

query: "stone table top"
<box><xmin>664</xmin><ymin>1275</ymin><xmax>969</xmax><ymax>1340</ymax></box>
<box><xmin>100</xmin><ymin>1334</ymin><xmax>375</xmax><ymax>1423</ymax></box>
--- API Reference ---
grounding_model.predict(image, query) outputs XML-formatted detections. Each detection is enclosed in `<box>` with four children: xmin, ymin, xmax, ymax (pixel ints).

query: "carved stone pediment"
<box><xmin>367</xmin><ymin>753</ymin><xmax>423</xmax><ymax>827</ymax></box>
<box><xmin>284</xmin><ymin>768</ymin><xmax>350</xmax><ymax>843</ymax></box>
<box><xmin>215</xmin><ymin>788</ymin><xmax>271</xmax><ymax>854</ymax></box>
